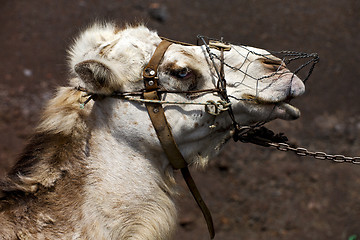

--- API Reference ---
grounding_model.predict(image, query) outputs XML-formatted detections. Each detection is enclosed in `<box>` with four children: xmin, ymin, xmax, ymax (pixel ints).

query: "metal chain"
<box><xmin>236</xmin><ymin>126</ymin><xmax>360</xmax><ymax>165</ymax></box>
<box><xmin>267</xmin><ymin>142</ymin><xmax>360</xmax><ymax>164</ymax></box>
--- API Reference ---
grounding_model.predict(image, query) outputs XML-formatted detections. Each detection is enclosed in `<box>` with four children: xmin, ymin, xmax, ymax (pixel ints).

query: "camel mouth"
<box><xmin>273</xmin><ymin>102</ymin><xmax>301</xmax><ymax>120</ymax></box>
<box><xmin>242</xmin><ymin>94</ymin><xmax>301</xmax><ymax>120</ymax></box>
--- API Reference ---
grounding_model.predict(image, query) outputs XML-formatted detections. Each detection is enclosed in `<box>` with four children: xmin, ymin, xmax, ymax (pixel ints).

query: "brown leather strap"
<box><xmin>144</xmin><ymin>91</ymin><xmax>215</xmax><ymax>239</ymax></box>
<box><xmin>143</xmin><ymin>40</ymin><xmax>173</xmax><ymax>91</ymax></box>
<box><xmin>144</xmin><ymin>91</ymin><xmax>187</xmax><ymax>169</ymax></box>
<box><xmin>181</xmin><ymin>167</ymin><xmax>215</xmax><ymax>239</ymax></box>
<box><xmin>143</xmin><ymin>40</ymin><xmax>215</xmax><ymax>239</ymax></box>
<box><xmin>160</xmin><ymin>36</ymin><xmax>196</xmax><ymax>47</ymax></box>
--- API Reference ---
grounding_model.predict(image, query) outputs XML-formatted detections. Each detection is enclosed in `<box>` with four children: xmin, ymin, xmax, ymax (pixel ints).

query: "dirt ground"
<box><xmin>1</xmin><ymin>1</ymin><xmax>359</xmax><ymax>239</ymax></box>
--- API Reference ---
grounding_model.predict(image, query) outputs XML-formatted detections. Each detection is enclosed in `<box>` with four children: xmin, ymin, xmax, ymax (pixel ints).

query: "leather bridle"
<box><xmin>143</xmin><ymin>39</ymin><xmax>217</xmax><ymax>239</ymax></box>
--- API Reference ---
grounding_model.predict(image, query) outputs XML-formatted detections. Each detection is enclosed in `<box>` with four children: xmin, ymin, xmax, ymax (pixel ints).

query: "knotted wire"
<box><xmin>197</xmin><ymin>35</ymin><xmax>319</xmax><ymax>93</ymax></box>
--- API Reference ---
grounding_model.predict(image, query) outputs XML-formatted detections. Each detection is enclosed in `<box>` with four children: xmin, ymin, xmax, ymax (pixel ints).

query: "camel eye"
<box><xmin>176</xmin><ymin>67</ymin><xmax>191</xmax><ymax>79</ymax></box>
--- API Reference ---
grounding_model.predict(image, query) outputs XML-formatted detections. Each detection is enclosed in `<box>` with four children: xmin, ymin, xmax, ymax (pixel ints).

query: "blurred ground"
<box><xmin>0</xmin><ymin>0</ymin><xmax>359</xmax><ymax>239</ymax></box>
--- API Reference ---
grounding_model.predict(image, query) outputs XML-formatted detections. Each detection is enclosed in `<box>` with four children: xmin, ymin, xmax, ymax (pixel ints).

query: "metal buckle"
<box><xmin>209</xmin><ymin>40</ymin><xmax>231</xmax><ymax>51</ymax></box>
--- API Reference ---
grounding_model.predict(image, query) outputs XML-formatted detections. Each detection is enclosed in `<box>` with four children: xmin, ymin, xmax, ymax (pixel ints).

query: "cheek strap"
<box><xmin>143</xmin><ymin>40</ymin><xmax>215</xmax><ymax>239</ymax></box>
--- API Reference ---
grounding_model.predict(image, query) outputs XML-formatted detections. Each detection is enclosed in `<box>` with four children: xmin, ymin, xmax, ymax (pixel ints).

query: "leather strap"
<box><xmin>180</xmin><ymin>167</ymin><xmax>215</xmax><ymax>239</ymax></box>
<box><xmin>143</xmin><ymin>40</ymin><xmax>173</xmax><ymax>91</ymax></box>
<box><xmin>144</xmin><ymin>91</ymin><xmax>187</xmax><ymax>169</ymax></box>
<box><xmin>143</xmin><ymin>40</ymin><xmax>215</xmax><ymax>239</ymax></box>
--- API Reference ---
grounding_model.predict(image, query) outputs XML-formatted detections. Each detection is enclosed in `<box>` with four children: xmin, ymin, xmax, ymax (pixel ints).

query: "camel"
<box><xmin>0</xmin><ymin>22</ymin><xmax>305</xmax><ymax>239</ymax></box>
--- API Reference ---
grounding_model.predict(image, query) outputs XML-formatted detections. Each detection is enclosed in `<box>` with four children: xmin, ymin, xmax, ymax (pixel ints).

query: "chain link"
<box><xmin>268</xmin><ymin>142</ymin><xmax>360</xmax><ymax>164</ymax></box>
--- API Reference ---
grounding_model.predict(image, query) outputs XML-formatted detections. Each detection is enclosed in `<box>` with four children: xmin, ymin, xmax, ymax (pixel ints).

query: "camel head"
<box><xmin>68</xmin><ymin>23</ymin><xmax>306</xmax><ymax>166</ymax></box>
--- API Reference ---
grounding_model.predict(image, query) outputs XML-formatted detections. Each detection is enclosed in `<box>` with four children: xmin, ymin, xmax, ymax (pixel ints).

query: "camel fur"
<box><xmin>0</xmin><ymin>22</ymin><xmax>305</xmax><ymax>239</ymax></box>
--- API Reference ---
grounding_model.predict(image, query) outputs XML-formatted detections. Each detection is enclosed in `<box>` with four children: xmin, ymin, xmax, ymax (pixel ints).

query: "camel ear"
<box><xmin>74</xmin><ymin>59</ymin><xmax>117</xmax><ymax>93</ymax></box>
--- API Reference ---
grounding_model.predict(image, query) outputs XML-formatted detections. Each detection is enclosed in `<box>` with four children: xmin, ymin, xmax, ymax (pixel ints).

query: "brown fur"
<box><xmin>0</xmin><ymin>87</ymin><xmax>90</xmax><ymax>239</ymax></box>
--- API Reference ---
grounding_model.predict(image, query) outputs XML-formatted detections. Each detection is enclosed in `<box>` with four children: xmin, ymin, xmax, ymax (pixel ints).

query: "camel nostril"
<box><xmin>262</xmin><ymin>58</ymin><xmax>286</xmax><ymax>71</ymax></box>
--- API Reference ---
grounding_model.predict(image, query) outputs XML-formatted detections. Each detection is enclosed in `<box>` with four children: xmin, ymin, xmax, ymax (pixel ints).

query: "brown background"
<box><xmin>0</xmin><ymin>1</ymin><xmax>359</xmax><ymax>239</ymax></box>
